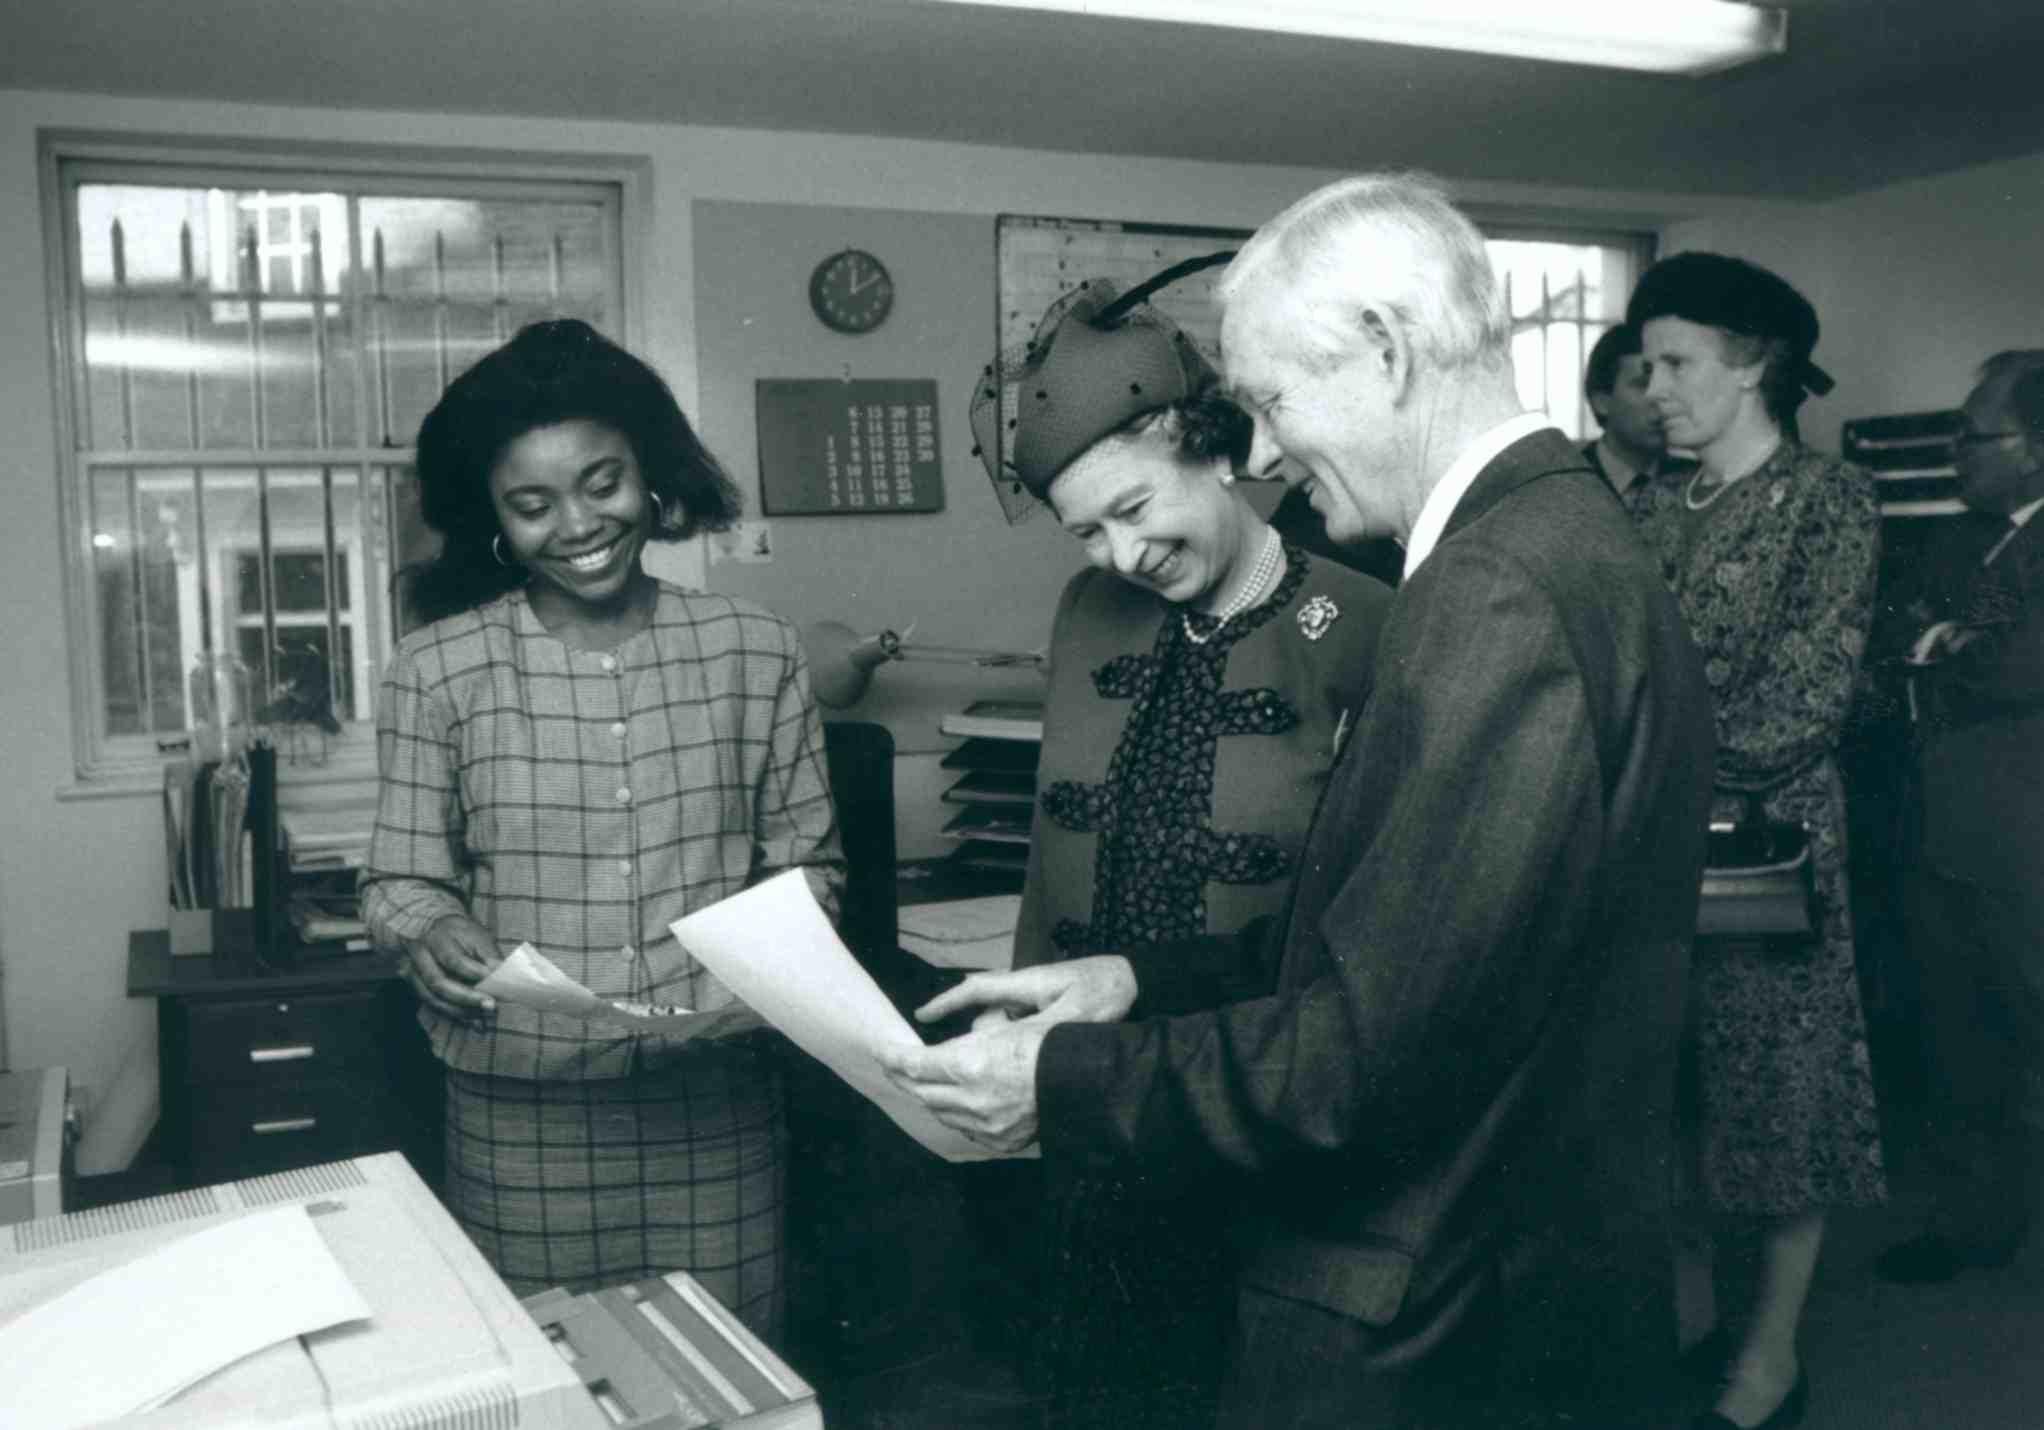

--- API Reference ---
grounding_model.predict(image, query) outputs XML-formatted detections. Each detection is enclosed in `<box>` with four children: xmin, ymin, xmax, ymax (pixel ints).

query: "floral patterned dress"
<box><xmin>1634</xmin><ymin>442</ymin><xmax>1889</xmax><ymax>1215</ymax></box>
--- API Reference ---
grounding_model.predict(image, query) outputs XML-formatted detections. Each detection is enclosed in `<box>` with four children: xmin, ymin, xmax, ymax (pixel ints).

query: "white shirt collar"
<box><xmin>1983</xmin><ymin>495</ymin><xmax>2044</xmax><ymax>567</ymax></box>
<box><xmin>1402</xmin><ymin>412</ymin><xmax>1552</xmax><ymax>580</ymax></box>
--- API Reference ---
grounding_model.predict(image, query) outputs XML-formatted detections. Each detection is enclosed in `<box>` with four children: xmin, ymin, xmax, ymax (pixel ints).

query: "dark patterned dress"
<box><xmin>1012</xmin><ymin>544</ymin><xmax>1391</xmax><ymax>1428</ymax></box>
<box><xmin>1633</xmin><ymin>443</ymin><xmax>1889</xmax><ymax>1215</ymax></box>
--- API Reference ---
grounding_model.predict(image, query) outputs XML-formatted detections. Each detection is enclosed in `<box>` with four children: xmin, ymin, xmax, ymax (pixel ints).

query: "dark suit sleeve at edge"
<box><xmin>1120</xmin><ymin>917</ymin><xmax>1278</xmax><ymax>1019</ymax></box>
<box><xmin>1037</xmin><ymin>540</ymin><xmax>1606</xmax><ymax>1182</ymax></box>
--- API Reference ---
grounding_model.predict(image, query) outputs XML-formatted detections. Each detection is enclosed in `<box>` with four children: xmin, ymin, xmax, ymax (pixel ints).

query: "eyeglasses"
<box><xmin>1953</xmin><ymin>430</ymin><xmax>2022</xmax><ymax>448</ymax></box>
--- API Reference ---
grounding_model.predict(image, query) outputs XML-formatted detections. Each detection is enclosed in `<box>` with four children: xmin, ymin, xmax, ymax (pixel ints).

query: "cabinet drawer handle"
<box><xmin>248</xmin><ymin>1044</ymin><xmax>315</xmax><ymax>1064</ymax></box>
<box><xmin>251</xmin><ymin>1117</ymin><xmax>318</xmax><ymax>1135</ymax></box>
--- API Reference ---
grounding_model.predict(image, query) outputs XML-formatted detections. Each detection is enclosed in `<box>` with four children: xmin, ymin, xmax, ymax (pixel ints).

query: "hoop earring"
<box><xmin>492</xmin><ymin>534</ymin><xmax>514</xmax><ymax>567</ymax></box>
<box><xmin>647</xmin><ymin>491</ymin><xmax>667</xmax><ymax>532</ymax></box>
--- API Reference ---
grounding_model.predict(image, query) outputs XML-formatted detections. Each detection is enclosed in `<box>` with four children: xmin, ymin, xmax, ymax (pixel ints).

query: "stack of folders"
<box><xmin>524</xmin><ymin>1271</ymin><xmax>820</xmax><ymax>1429</ymax></box>
<box><xmin>278</xmin><ymin>782</ymin><xmax>378</xmax><ymax>949</ymax></box>
<box><xmin>162</xmin><ymin>743</ymin><xmax>275</xmax><ymax>915</ymax></box>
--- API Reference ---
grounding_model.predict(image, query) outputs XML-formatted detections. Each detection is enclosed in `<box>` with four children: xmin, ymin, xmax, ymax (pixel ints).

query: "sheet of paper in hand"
<box><xmin>476</xmin><ymin>943</ymin><xmax>752</xmax><ymax>1039</ymax></box>
<box><xmin>671</xmin><ymin>870</ymin><xmax>1034</xmax><ymax>1162</ymax></box>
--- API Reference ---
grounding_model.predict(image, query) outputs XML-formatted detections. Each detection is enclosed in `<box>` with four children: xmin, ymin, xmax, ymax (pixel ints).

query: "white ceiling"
<box><xmin>3</xmin><ymin>0</ymin><xmax>2038</xmax><ymax>200</ymax></box>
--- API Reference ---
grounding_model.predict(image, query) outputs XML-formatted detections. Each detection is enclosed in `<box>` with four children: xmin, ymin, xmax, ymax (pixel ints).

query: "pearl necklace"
<box><xmin>1182</xmin><ymin>527</ymin><xmax>1281</xmax><ymax>645</ymax></box>
<box><xmin>1685</xmin><ymin>441</ymin><xmax>1782</xmax><ymax>512</ymax></box>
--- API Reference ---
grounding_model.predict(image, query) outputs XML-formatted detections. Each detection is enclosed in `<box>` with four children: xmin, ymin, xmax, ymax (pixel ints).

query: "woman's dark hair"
<box><xmin>404</xmin><ymin>319</ymin><xmax>742</xmax><ymax>622</ymax></box>
<box><xmin>1107</xmin><ymin>386</ymin><xmax>1253</xmax><ymax>471</ymax></box>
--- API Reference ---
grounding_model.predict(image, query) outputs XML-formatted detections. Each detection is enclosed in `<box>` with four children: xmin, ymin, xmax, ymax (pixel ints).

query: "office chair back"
<box><xmin>821</xmin><ymin>719</ymin><xmax>897</xmax><ymax>963</ymax></box>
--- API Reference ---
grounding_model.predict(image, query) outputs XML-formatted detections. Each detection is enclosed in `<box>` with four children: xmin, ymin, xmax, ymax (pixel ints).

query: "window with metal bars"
<box><xmin>48</xmin><ymin>144</ymin><xmax>626</xmax><ymax>779</ymax></box>
<box><xmin>993</xmin><ymin>213</ymin><xmax>1651</xmax><ymax>453</ymax></box>
<box><xmin>1485</xmin><ymin>225</ymin><xmax>1657</xmax><ymax>441</ymax></box>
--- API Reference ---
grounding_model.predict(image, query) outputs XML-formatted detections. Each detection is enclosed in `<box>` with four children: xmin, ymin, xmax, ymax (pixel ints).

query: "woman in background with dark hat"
<box><xmin>962</xmin><ymin>272</ymin><xmax>1392</xmax><ymax>1428</ymax></box>
<box><xmin>1629</xmin><ymin>253</ymin><xmax>1886</xmax><ymax>1430</ymax></box>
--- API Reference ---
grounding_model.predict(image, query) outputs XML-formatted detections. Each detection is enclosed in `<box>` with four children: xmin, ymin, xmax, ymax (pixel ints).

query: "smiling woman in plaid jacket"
<box><xmin>361</xmin><ymin>320</ymin><xmax>842</xmax><ymax>1337</ymax></box>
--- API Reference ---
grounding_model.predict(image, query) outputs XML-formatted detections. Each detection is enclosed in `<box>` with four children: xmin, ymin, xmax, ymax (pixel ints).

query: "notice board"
<box><xmin>755</xmin><ymin>378</ymin><xmax>944</xmax><ymax>515</ymax></box>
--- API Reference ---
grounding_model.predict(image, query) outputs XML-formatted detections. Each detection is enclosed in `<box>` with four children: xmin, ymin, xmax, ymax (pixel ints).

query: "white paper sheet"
<box><xmin>478</xmin><ymin>942</ymin><xmax>755</xmax><ymax>1039</ymax></box>
<box><xmin>0</xmin><ymin>1204</ymin><xmax>370</xmax><ymax>1427</ymax></box>
<box><xmin>671</xmin><ymin>870</ymin><xmax>1035</xmax><ymax>1162</ymax></box>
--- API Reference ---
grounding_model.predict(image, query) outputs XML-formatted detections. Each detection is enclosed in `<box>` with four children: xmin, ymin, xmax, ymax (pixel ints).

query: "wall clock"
<box><xmin>808</xmin><ymin>248</ymin><xmax>895</xmax><ymax>334</ymax></box>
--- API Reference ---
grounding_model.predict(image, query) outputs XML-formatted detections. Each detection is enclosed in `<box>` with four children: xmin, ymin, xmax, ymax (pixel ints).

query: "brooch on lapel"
<box><xmin>1297</xmin><ymin>594</ymin><xmax>1340</xmax><ymax>641</ymax></box>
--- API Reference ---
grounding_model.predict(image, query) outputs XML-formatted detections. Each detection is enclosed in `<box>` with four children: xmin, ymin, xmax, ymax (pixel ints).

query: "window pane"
<box><xmin>274</xmin><ymin>551</ymin><xmax>332</xmax><ymax>612</ymax></box>
<box><xmin>65</xmin><ymin>160</ymin><xmax>622</xmax><ymax>770</ymax></box>
<box><xmin>75</xmin><ymin>184</ymin><xmax>357</xmax><ymax>453</ymax></box>
<box><xmin>359</xmin><ymin>195</ymin><xmax>613</xmax><ymax>444</ymax></box>
<box><xmin>234</xmin><ymin>550</ymin><xmax>262</xmax><ymax>614</ymax></box>
<box><xmin>260</xmin><ymin>625</ymin><xmax>338</xmax><ymax>729</ymax></box>
<box><xmin>1487</xmin><ymin>237</ymin><xmax>1637</xmax><ymax>442</ymax></box>
<box><xmin>200</xmin><ymin>469</ymin><xmax>269</xmax><ymax>673</ymax></box>
<box><xmin>90</xmin><ymin>467</ymin><xmax>189</xmax><ymax>737</ymax></box>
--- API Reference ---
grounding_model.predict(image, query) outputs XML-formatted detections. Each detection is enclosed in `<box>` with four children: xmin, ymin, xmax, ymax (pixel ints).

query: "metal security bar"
<box><xmin>1493</xmin><ymin>236</ymin><xmax>1644</xmax><ymax>443</ymax></box>
<box><xmin>67</xmin><ymin>173</ymin><xmax>619</xmax><ymax>759</ymax></box>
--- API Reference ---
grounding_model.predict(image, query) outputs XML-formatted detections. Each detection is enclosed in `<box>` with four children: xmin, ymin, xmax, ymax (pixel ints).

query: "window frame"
<box><xmin>1466</xmin><ymin>211</ymin><xmax>1659</xmax><ymax>440</ymax></box>
<box><xmin>990</xmin><ymin>208</ymin><xmax>1657</xmax><ymax>497</ymax></box>
<box><xmin>40</xmin><ymin>130</ymin><xmax>649</xmax><ymax>794</ymax></box>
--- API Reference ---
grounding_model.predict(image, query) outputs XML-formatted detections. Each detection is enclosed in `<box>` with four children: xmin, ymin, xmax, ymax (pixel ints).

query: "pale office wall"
<box><xmin>1662</xmin><ymin>148</ymin><xmax>2044</xmax><ymax>444</ymax></box>
<box><xmin>3</xmin><ymin>80</ymin><xmax>2003</xmax><ymax>1172</ymax></box>
<box><xmin>689</xmin><ymin>197</ymin><xmax>1077</xmax><ymax>830</ymax></box>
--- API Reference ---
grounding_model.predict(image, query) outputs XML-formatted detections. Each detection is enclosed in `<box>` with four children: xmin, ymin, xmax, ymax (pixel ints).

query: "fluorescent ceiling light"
<box><xmin>930</xmin><ymin>0</ymin><xmax>1788</xmax><ymax>75</ymax></box>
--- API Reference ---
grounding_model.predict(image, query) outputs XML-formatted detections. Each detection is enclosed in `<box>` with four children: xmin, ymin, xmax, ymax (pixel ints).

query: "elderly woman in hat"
<box><xmin>1628</xmin><ymin>254</ymin><xmax>1885</xmax><ymax>1430</ymax></box>
<box><xmin>961</xmin><ymin>271</ymin><xmax>1393</xmax><ymax>1428</ymax></box>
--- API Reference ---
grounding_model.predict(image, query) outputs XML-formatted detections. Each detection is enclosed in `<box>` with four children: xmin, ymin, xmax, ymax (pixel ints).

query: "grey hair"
<box><xmin>1217</xmin><ymin>172</ymin><xmax>1511</xmax><ymax>378</ymax></box>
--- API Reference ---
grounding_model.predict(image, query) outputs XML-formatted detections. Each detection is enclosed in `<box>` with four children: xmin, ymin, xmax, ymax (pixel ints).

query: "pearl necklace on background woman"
<box><xmin>1685</xmin><ymin>438</ymin><xmax>1784</xmax><ymax>511</ymax></box>
<box><xmin>1183</xmin><ymin>525</ymin><xmax>1282</xmax><ymax>645</ymax></box>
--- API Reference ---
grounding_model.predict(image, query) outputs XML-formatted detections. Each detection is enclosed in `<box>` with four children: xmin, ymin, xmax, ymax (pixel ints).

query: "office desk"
<box><xmin>127</xmin><ymin>923</ymin><xmax>440</xmax><ymax>1188</ymax></box>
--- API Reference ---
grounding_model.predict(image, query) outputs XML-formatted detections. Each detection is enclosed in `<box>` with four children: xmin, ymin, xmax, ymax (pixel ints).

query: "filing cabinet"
<box><xmin>127</xmin><ymin>923</ymin><xmax>441</xmax><ymax>1188</ymax></box>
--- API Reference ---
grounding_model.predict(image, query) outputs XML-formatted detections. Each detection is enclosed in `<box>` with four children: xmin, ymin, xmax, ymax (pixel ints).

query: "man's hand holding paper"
<box><xmin>878</xmin><ymin>955</ymin><xmax>1138</xmax><ymax>1155</ymax></box>
<box><xmin>668</xmin><ymin>870</ymin><xmax>1040</xmax><ymax>1162</ymax></box>
<box><xmin>879</xmin><ymin>1020</ymin><xmax>1049</xmax><ymax>1155</ymax></box>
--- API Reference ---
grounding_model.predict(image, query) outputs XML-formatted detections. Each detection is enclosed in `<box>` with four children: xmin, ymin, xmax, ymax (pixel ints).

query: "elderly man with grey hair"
<box><xmin>885</xmin><ymin>173</ymin><xmax>1714</xmax><ymax>1428</ymax></box>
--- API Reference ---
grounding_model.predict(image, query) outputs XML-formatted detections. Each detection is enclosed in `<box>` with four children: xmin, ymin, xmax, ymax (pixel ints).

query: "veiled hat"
<box><xmin>970</xmin><ymin>253</ymin><xmax>1232</xmax><ymax>521</ymax></box>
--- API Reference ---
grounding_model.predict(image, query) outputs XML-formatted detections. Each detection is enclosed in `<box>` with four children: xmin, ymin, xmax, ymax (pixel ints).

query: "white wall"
<box><xmin>2</xmin><ymin>81</ymin><xmax>2033</xmax><ymax>1172</ymax></box>
<box><xmin>1665</xmin><ymin>149</ymin><xmax>2044</xmax><ymax>444</ymax></box>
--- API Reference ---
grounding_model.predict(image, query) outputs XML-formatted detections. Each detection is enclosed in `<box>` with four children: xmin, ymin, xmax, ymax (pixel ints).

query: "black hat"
<box><xmin>1626</xmin><ymin>251</ymin><xmax>1833</xmax><ymax>398</ymax></box>
<box><xmin>969</xmin><ymin>254</ymin><xmax>1232</xmax><ymax>520</ymax></box>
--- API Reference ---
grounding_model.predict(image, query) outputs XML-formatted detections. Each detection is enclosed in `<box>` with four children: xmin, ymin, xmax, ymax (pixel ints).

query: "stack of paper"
<box><xmin>0</xmin><ymin>1205</ymin><xmax>368</xmax><ymax>1427</ymax></box>
<box><xmin>898</xmin><ymin>894</ymin><xmax>1020</xmax><ymax>971</ymax></box>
